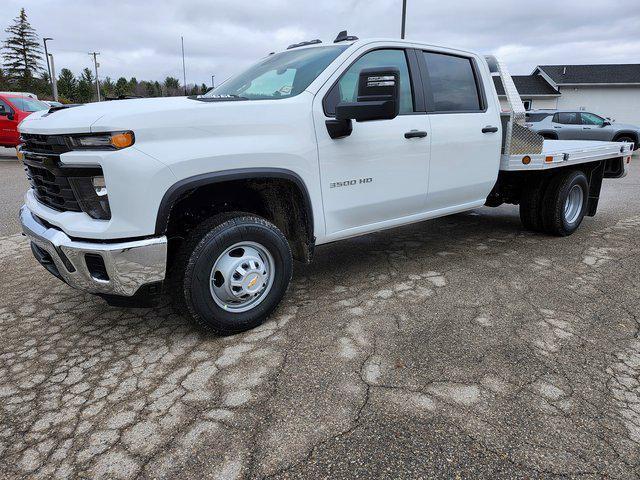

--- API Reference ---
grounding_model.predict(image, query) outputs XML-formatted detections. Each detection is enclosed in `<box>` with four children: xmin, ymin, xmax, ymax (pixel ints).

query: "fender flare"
<box><xmin>612</xmin><ymin>130</ymin><xmax>638</xmax><ymax>145</ymax></box>
<box><xmin>154</xmin><ymin>167</ymin><xmax>314</xmax><ymax>238</ymax></box>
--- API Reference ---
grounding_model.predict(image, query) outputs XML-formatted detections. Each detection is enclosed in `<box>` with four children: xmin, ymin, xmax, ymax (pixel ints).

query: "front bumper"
<box><xmin>20</xmin><ymin>205</ymin><xmax>167</xmax><ymax>297</ymax></box>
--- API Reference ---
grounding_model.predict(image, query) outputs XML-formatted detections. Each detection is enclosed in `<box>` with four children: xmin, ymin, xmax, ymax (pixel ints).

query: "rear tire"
<box><xmin>519</xmin><ymin>177</ymin><xmax>549</xmax><ymax>232</ymax></box>
<box><xmin>541</xmin><ymin>170</ymin><xmax>589</xmax><ymax>236</ymax></box>
<box><xmin>172</xmin><ymin>213</ymin><xmax>293</xmax><ymax>335</ymax></box>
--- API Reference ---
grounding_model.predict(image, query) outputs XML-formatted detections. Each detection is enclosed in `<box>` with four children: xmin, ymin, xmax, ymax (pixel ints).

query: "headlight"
<box><xmin>66</xmin><ymin>131</ymin><xmax>135</xmax><ymax>150</ymax></box>
<box><xmin>68</xmin><ymin>176</ymin><xmax>111</xmax><ymax>220</ymax></box>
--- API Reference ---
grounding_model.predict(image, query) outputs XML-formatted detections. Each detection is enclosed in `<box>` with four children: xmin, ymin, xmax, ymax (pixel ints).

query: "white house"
<box><xmin>495</xmin><ymin>64</ymin><xmax>640</xmax><ymax>125</ymax></box>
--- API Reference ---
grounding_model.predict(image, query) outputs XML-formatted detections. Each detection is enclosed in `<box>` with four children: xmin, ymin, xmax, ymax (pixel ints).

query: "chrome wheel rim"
<box><xmin>564</xmin><ymin>184</ymin><xmax>584</xmax><ymax>224</ymax></box>
<box><xmin>209</xmin><ymin>241</ymin><xmax>275</xmax><ymax>313</ymax></box>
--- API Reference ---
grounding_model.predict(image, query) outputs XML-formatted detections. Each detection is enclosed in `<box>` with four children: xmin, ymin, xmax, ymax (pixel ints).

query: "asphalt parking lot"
<box><xmin>1</xmin><ymin>157</ymin><xmax>639</xmax><ymax>479</ymax></box>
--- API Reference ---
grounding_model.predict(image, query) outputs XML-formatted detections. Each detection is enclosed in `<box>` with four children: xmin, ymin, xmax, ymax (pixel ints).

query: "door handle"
<box><xmin>404</xmin><ymin>130</ymin><xmax>428</xmax><ymax>139</ymax></box>
<box><xmin>553</xmin><ymin>126</ymin><xmax>561</xmax><ymax>129</ymax></box>
<box><xmin>582</xmin><ymin>127</ymin><xmax>591</xmax><ymax>130</ymax></box>
<box><xmin>481</xmin><ymin>126</ymin><xmax>498</xmax><ymax>133</ymax></box>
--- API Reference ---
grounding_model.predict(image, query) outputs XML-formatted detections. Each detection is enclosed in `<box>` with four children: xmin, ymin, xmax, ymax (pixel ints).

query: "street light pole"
<box><xmin>89</xmin><ymin>52</ymin><xmax>101</xmax><ymax>102</ymax></box>
<box><xmin>401</xmin><ymin>0</ymin><xmax>407</xmax><ymax>39</ymax></box>
<box><xmin>211</xmin><ymin>75</ymin><xmax>215</xmax><ymax>89</ymax></box>
<box><xmin>43</xmin><ymin>37</ymin><xmax>53</xmax><ymax>95</ymax></box>
<box><xmin>181</xmin><ymin>36</ymin><xmax>187</xmax><ymax>95</ymax></box>
<box><xmin>48</xmin><ymin>54</ymin><xmax>59</xmax><ymax>102</ymax></box>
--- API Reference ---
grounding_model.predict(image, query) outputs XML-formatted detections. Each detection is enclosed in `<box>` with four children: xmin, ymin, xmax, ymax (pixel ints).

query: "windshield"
<box><xmin>205</xmin><ymin>45</ymin><xmax>348</xmax><ymax>100</ymax></box>
<box><xmin>10</xmin><ymin>96</ymin><xmax>49</xmax><ymax>112</ymax></box>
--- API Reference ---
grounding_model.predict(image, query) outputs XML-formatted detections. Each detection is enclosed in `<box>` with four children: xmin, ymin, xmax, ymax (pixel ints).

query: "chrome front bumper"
<box><xmin>20</xmin><ymin>206</ymin><xmax>167</xmax><ymax>297</ymax></box>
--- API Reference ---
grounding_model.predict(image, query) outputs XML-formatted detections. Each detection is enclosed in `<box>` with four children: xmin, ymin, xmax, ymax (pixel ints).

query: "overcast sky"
<box><xmin>2</xmin><ymin>0</ymin><xmax>639</xmax><ymax>87</ymax></box>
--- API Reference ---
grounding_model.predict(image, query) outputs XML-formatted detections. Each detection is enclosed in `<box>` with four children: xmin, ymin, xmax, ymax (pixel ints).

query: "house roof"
<box><xmin>535</xmin><ymin>64</ymin><xmax>640</xmax><ymax>85</ymax></box>
<box><xmin>492</xmin><ymin>75</ymin><xmax>560</xmax><ymax>97</ymax></box>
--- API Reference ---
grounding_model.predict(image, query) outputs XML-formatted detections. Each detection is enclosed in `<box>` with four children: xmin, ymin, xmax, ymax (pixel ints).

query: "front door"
<box><xmin>418</xmin><ymin>50</ymin><xmax>502</xmax><ymax>211</ymax></box>
<box><xmin>0</xmin><ymin>99</ymin><xmax>16</xmax><ymax>146</ymax></box>
<box><xmin>314</xmin><ymin>48</ymin><xmax>430</xmax><ymax>238</ymax></box>
<box><xmin>579</xmin><ymin>112</ymin><xmax>612</xmax><ymax>141</ymax></box>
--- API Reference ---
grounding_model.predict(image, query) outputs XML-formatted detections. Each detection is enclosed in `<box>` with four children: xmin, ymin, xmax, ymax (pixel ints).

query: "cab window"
<box><xmin>553</xmin><ymin>112</ymin><xmax>580</xmax><ymax>125</ymax></box>
<box><xmin>0</xmin><ymin>99</ymin><xmax>11</xmax><ymax>115</ymax></box>
<box><xmin>580</xmin><ymin>112</ymin><xmax>605</xmax><ymax>126</ymax></box>
<box><xmin>324</xmin><ymin>49</ymin><xmax>414</xmax><ymax>116</ymax></box>
<box><xmin>422</xmin><ymin>52</ymin><xmax>483</xmax><ymax>112</ymax></box>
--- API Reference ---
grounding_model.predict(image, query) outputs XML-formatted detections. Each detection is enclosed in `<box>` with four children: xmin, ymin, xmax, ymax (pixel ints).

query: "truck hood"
<box><xmin>18</xmin><ymin>95</ymin><xmax>313</xmax><ymax>139</ymax></box>
<box><xmin>19</xmin><ymin>97</ymin><xmax>199</xmax><ymax>135</ymax></box>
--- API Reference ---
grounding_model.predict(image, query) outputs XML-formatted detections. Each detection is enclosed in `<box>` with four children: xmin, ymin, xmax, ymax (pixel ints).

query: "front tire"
<box><xmin>615</xmin><ymin>135</ymin><xmax>637</xmax><ymax>150</ymax></box>
<box><xmin>541</xmin><ymin>170</ymin><xmax>589</xmax><ymax>236</ymax></box>
<box><xmin>173</xmin><ymin>213</ymin><xmax>292</xmax><ymax>335</ymax></box>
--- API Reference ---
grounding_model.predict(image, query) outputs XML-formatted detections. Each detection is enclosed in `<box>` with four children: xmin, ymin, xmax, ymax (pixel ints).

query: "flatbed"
<box><xmin>502</xmin><ymin>139</ymin><xmax>634</xmax><ymax>172</ymax></box>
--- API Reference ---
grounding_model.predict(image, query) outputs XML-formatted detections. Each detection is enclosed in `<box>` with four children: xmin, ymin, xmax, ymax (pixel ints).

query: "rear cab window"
<box><xmin>420</xmin><ymin>51</ymin><xmax>484</xmax><ymax>113</ymax></box>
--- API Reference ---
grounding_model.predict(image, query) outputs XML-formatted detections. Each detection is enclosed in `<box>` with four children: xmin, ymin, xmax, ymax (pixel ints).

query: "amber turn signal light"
<box><xmin>522</xmin><ymin>156</ymin><xmax>531</xmax><ymax>165</ymax></box>
<box><xmin>110</xmin><ymin>132</ymin><xmax>135</xmax><ymax>149</ymax></box>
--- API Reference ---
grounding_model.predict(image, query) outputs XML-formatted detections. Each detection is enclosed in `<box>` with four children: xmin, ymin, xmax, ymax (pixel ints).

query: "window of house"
<box><xmin>324</xmin><ymin>49</ymin><xmax>414</xmax><ymax>115</ymax></box>
<box><xmin>422</xmin><ymin>52</ymin><xmax>482</xmax><ymax>112</ymax></box>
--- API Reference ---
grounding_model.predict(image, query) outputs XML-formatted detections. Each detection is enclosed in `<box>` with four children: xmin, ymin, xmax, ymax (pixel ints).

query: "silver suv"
<box><xmin>526</xmin><ymin>110</ymin><xmax>639</xmax><ymax>149</ymax></box>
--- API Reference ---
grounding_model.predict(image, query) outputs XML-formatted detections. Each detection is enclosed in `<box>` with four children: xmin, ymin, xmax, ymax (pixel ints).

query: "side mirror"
<box><xmin>0</xmin><ymin>110</ymin><xmax>14</xmax><ymax>121</ymax></box>
<box><xmin>603</xmin><ymin>120</ymin><xmax>611</xmax><ymax>127</ymax></box>
<box><xmin>326</xmin><ymin>66</ymin><xmax>400</xmax><ymax>139</ymax></box>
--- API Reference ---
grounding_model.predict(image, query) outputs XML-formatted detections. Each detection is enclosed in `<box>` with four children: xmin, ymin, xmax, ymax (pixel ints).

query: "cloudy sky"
<box><xmin>2</xmin><ymin>0</ymin><xmax>639</xmax><ymax>87</ymax></box>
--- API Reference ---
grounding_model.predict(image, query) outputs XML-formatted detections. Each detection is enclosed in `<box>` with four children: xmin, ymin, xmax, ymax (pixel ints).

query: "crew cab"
<box><xmin>0</xmin><ymin>93</ymin><xmax>49</xmax><ymax>148</ymax></box>
<box><xmin>17</xmin><ymin>33</ymin><xmax>634</xmax><ymax>334</ymax></box>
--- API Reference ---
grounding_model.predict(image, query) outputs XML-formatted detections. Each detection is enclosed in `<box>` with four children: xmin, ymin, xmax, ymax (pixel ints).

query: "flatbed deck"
<box><xmin>501</xmin><ymin>139</ymin><xmax>634</xmax><ymax>172</ymax></box>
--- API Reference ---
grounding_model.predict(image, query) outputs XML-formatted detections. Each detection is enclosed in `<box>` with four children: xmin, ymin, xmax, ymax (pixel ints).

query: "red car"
<box><xmin>0</xmin><ymin>94</ymin><xmax>50</xmax><ymax>148</ymax></box>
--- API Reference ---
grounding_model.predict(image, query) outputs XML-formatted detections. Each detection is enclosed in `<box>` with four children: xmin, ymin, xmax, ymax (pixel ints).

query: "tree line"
<box><xmin>1</xmin><ymin>8</ymin><xmax>211</xmax><ymax>103</ymax></box>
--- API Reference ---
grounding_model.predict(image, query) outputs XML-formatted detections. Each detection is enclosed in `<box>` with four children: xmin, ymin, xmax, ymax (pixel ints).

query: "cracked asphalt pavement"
<box><xmin>1</xmin><ymin>160</ymin><xmax>639</xmax><ymax>479</ymax></box>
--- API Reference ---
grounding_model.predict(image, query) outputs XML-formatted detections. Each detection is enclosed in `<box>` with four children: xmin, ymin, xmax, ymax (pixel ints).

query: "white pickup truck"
<box><xmin>18</xmin><ymin>33</ymin><xmax>634</xmax><ymax>334</ymax></box>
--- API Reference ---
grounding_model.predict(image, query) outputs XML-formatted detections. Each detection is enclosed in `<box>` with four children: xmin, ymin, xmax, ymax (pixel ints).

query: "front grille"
<box><xmin>20</xmin><ymin>134</ymin><xmax>102</xmax><ymax>213</ymax></box>
<box><xmin>21</xmin><ymin>133</ymin><xmax>71</xmax><ymax>155</ymax></box>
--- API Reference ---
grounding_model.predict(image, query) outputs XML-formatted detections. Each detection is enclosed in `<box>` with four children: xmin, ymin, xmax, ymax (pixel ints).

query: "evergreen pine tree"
<box><xmin>2</xmin><ymin>8</ymin><xmax>44</xmax><ymax>90</ymax></box>
<box><xmin>57</xmin><ymin>68</ymin><xmax>77</xmax><ymax>101</ymax></box>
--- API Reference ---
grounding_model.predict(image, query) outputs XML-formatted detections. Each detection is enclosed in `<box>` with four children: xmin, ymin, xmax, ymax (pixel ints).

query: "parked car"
<box><xmin>17</xmin><ymin>34</ymin><xmax>634</xmax><ymax>334</ymax></box>
<box><xmin>526</xmin><ymin>109</ymin><xmax>639</xmax><ymax>149</ymax></box>
<box><xmin>0</xmin><ymin>94</ymin><xmax>50</xmax><ymax>148</ymax></box>
<box><xmin>43</xmin><ymin>100</ymin><xmax>64</xmax><ymax>108</ymax></box>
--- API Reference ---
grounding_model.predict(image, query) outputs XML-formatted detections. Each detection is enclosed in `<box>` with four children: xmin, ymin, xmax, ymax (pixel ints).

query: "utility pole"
<box><xmin>401</xmin><ymin>0</ymin><xmax>407</xmax><ymax>39</ymax></box>
<box><xmin>211</xmin><ymin>75</ymin><xmax>215</xmax><ymax>89</ymax></box>
<box><xmin>48</xmin><ymin>54</ymin><xmax>59</xmax><ymax>101</ymax></box>
<box><xmin>43</xmin><ymin>37</ymin><xmax>54</xmax><ymax>96</ymax></box>
<box><xmin>181</xmin><ymin>36</ymin><xmax>187</xmax><ymax>95</ymax></box>
<box><xmin>89</xmin><ymin>52</ymin><xmax>101</xmax><ymax>102</ymax></box>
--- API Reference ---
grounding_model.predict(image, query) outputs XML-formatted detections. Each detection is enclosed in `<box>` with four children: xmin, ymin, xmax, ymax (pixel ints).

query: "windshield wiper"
<box><xmin>189</xmin><ymin>94</ymin><xmax>249</xmax><ymax>102</ymax></box>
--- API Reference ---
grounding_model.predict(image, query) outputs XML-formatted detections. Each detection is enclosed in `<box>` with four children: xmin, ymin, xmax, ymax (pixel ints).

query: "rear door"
<box><xmin>417</xmin><ymin>50</ymin><xmax>502</xmax><ymax>211</ymax></box>
<box><xmin>552</xmin><ymin>112</ymin><xmax>581</xmax><ymax>139</ymax></box>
